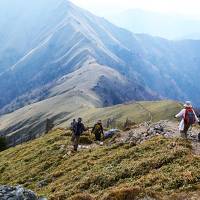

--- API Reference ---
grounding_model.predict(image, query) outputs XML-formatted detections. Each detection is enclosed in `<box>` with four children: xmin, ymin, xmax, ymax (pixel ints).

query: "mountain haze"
<box><xmin>1</xmin><ymin>2</ymin><xmax>200</xmax><ymax>199</ymax></box>
<box><xmin>109</xmin><ymin>9</ymin><xmax>200</xmax><ymax>40</ymax></box>
<box><xmin>0</xmin><ymin>0</ymin><xmax>156</xmax><ymax>114</ymax></box>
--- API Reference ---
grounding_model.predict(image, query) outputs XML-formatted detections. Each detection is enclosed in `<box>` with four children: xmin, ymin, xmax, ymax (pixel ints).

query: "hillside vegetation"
<box><xmin>0</xmin><ymin>100</ymin><xmax>181</xmax><ymax>142</ymax></box>
<box><xmin>1</xmin><ymin>115</ymin><xmax>200</xmax><ymax>199</ymax></box>
<box><xmin>0</xmin><ymin>130</ymin><xmax>200</xmax><ymax>200</ymax></box>
<box><xmin>80</xmin><ymin>100</ymin><xmax>182</xmax><ymax>127</ymax></box>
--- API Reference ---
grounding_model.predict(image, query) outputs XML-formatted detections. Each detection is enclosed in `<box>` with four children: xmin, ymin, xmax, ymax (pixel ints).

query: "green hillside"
<box><xmin>1</xmin><ymin>100</ymin><xmax>198</xmax><ymax>200</ymax></box>
<box><xmin>0</xmin><ymin>100</ymin><xmax>182</xmax><ymax>140</ymax></box>
<box><xmin>1</xmin><ymin>127</ymin><xmax>200</xmax><ymax>199</ymax></box>
<box><xmin>61</xmin><ymin>100</ymin><xmax>182</xmax><ymax>127</ymax></box>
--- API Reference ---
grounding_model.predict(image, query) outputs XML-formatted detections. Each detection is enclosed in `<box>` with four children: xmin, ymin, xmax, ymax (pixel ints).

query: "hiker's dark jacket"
<box><xmin>75</xmin><ymin>122</ymin><xmax>86</xmax><ymax>136</ymax></box>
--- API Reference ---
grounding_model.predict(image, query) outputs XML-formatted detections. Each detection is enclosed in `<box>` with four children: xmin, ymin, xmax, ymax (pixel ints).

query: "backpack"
<box><xmin>184</xmin><ymin>108</ymin><xmax>196</xmax><ymax>125</ymax></box>
<box><xmin>92</xmin><ymin>124</ymin><xmax>102</xmax><ymax>135</ymax></box>
<box><xmin>75</xmin><ymin>122</ymin><xmax>85</xmax><ymax>136</ymax></box>
<box><xmin>71</xmin><ymin>122</ymin><xmax>77</xmax><ymax>132</ymax></box>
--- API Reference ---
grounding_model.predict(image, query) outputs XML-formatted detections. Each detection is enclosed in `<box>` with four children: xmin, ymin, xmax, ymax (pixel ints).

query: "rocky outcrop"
<box><xmin>123</xmin><ymin>121</ymin><xmax>174</xmax><ymax>145</ymax></box>
<box><xmin>118</xmin><ymin>120</ymin><xmax>200</xmax><ymax>147</ymax></box>
<box><xmin>0</xmin><ymin>185</ymin><xmax>42</xmax><ymax>200</ymax></box>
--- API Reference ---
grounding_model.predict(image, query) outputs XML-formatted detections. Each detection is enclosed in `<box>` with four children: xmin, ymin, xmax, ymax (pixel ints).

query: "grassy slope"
<box><xmin>0</xmin><ymin>100</ymin><xmax>194</xmax><ymax>200</ymax></box>
<box><xmin>0</xmin><ymin>128</ymin><xmax>200</xmax><ymax>200</ymax></box>
<box><xmin>61</xmin><ymin>100</ymin><xmax>183</xmax><ymax>127</ymax></box>
<box><xmin>0</xmin><ymin>98</ymin><xmax>181</xmax><ymax>140</ymax></box>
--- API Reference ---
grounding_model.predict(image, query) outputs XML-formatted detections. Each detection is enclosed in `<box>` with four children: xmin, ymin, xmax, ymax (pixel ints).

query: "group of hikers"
<box><xmin>70</xmin><ymin>118</ymin><xmax>104</xmax><ymax>151</ymax></box>
<box><xmin>70</xmin><ymin>101</ymin><xmax>200</xmax><ymax>152</ymax></box>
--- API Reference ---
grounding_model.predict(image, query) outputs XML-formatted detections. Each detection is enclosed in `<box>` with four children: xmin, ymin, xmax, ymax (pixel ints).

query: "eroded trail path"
<box><xmin>167</xmin><ymin>121</ymin><xmax>200</xmax><ymax>155</ymax></box>
<box><xmin>115</xmin><ymin>120</ymin><xmax>200</xmax><ymax>155</ymax></box>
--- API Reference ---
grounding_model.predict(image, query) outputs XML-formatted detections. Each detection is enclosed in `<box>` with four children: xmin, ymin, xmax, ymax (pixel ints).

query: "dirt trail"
<box><xmin>115</xmin><ymin>120</ymin><xmax>200</xmax><ymax>155</ymax></box>
<box><xmin>163</xmin><ymin>121</ymin><xmax>200</xmax><ymax>155</ymax></box>
<box><xmin>72</xmin><ymin>120</ymin><xmax>200</xmax><ymax>156</ymax></box>
<box><xmin>135</xmin><ymin>102</ymin><xmax>153</xmax><ymax>123</ymax></box>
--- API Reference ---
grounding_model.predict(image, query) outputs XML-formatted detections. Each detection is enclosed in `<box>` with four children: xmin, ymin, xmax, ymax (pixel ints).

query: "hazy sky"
<box><xmin>72</xmin><ymin>0</ymin><xmax>200</xmax><ymax>19</ymax></box>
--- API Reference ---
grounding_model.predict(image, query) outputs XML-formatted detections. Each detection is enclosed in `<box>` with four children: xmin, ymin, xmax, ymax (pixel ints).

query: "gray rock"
<box><xmin>39</xmin><ymin>197</ymin><xmax>48</xmax><ymax>200</ymax></box>
<box><xmin>37</xmin><ymin>180</ymin><xmax>48</xmax><ymax>188</ymax></box>
<box><xmin>0</xmin><ymin>185</ymin><xmax>39</xmax><ymax>200</ymax></box>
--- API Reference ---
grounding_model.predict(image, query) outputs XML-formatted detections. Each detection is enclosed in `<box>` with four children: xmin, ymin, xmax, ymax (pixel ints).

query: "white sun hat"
<box><xmin>184</xmin><ymin>101</ymin><xmax>192</xmax><ymax>108</ymax></box>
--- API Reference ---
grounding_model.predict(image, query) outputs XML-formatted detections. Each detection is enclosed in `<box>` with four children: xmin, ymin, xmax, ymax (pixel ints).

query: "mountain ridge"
<box><xmin>1</xmin><ymin>0</ymin><xmax>200</xmax><ymax>139</ymax></box>
<box><xmin>0</xmin><ymin>0</ymin><xmax>157</xmax><ymax>113</ymax></box>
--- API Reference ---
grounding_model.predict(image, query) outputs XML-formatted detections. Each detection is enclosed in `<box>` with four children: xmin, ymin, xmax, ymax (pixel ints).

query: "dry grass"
<box><xmin>61</xmin><ymin>100</ymin><xmax>183</xmax><ymax>128</ymax></box>
<box><xmin>0</xmin><ymin>125</ymin><xmax>200</xmax><ymax>199</ymax></box>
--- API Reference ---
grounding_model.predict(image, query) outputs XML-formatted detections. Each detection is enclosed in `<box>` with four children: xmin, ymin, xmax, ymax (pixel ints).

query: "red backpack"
<box><xmin>184</xmin><ymin>108</ymin><xmax>196</xmax><ymax>125</ymax></box>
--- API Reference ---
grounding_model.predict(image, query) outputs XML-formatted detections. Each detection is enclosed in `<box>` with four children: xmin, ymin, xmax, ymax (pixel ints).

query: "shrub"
<box><xmin>79</xmin><ymin>136</ymin><xmax>93</xmax><ymax>145</ymax></box>
<box><xmin>70</xmin><ymin>193</ymin><xmax>94</xmax><ymax>200</ymax></box>
<box><xmin>102</xmin><ymin>187</ymin><xmax>140</xmax><ymax>200</ymax></box>
<box><xmin>123</xmin><ymin>118</ymin><xmax>136</xmax><ymax>131</ymax></box>
<box><xmin>0</xmin><ymin>136</ymin><xmax>7</xmax><ymax>151</ymax></box>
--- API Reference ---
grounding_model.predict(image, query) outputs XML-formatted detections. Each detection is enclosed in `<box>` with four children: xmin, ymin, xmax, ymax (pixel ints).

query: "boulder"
<box><xmin>0</xmin><ymin>185</ymin><xmax>39</xmax><ymax>200</ymax></box>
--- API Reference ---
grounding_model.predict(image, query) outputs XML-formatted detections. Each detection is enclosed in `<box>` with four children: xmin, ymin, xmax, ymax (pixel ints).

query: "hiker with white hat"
<box><xmin>175</xmin><ymin>101</ymin><xmax>200</xmax><ymax>139</ymax></box>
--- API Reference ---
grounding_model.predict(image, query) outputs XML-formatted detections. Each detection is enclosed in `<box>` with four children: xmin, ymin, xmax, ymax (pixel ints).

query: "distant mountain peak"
<box><xmin>1</xmin><ymin>0</ymin><xmax>200</xmax><ymax>140</ymax></box>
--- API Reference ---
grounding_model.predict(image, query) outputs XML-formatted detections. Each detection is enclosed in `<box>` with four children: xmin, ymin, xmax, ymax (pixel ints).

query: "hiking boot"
<box><xmin>181</xmin><ymin>131</ymin><xmax>187</xmax><ymax>139</ymax></box>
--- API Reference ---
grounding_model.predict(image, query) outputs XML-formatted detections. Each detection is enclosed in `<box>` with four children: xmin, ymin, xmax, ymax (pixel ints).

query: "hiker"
<box><xmin>91</xmin><ymin>120</ymin><xmax>104</xmax><ymax>141</ymax></box>
<box><xmin>175</xmin><ymin>101</ymin><xmax>200</xmax><ymax>139</ymax></box>
<box><xmin>70</xmin><ymin>119</ymin><xmax>77</xmax><ymax>141</ymax></box>
<box><xmin>72</xmin><ymin>118</ymin><xmax>87</xmax><ymax>151</ymax></box>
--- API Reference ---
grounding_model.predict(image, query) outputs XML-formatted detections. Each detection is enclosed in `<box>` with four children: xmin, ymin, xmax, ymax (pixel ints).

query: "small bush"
<box><xmin>102</xmin><ymin>187</ymin><xmax>140</xmax><ymax>200</ymax></box>
<box><xmin>123</xmin><ymin>118</ymin><xmax>136</xmax><ymax>131</ymax></box>
<box><xmin>79</xmin><ymin>136</ymin><xmax>93</xmax><ymax>145</ymax></box>
<box><xmin>70</xmin><ymin>193</ymin><xmax>94</xmax><ymax>200</ymax></box>
<box><xmin>49</xmin><ymin>192</ymin><xmax>66</xmax><ymax>200</ymax></box>
<box><xmin>62</xmin><ymin>131</ymin><xmax>72</xmax><ymax>137</ymax></box>
<box><xmin>52</xmin><ymin>170</ymin><xmax>64</xmax><ymax>178</ymax></box>
<box><xmin>0</xmin><ymin>136</ymin><xmax>7</xmax><ymax>151</ymax></box>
